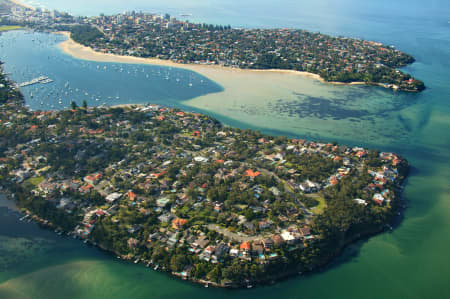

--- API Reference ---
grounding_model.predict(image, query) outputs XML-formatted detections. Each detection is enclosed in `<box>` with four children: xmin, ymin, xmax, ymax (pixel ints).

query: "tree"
<box><xmin>170</xmin><ymin>254</ymin><xmax>188</xmax><ymax>272</ymax></box>
<box><xmin>192</xmin><ymin>262</ymin><xmax>208</xmax><ymax>279</ymax></box>
<box><xmin>70</xmin><ymin>101</ymin><xmax>78</xmax><ymax>110</ymax></box>
<box><xmin>207</xmin><ymin>265</ymin><xmax>221</xmax><ymax>282</ymax></box>
<box><xmin>82</xmin><ymin>100</ymin><xmax>88</xmax><ymax>109</ymax></box>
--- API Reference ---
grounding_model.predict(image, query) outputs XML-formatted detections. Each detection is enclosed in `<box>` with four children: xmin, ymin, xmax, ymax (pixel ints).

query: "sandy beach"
<box><xmin>56</xmin><ymin>31</ymin><xmax>373</xmax><ymax>92</ymax></box>
<box><xmin>56</xmin><ymin>31</ymin><xmax>327</xmax><ymax>83</ymax></box>
<box><xmin>51</xmin><ymin>30</ymin><xmax>404</xmax><ymax>147</ymax></box>
<box><xmin>54</xmin><ymin>30</ymin><xmax>380</xmax><ymax>141</ymax></box>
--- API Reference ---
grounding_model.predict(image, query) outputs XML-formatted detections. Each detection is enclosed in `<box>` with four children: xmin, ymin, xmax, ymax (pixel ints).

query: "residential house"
<box><xmin>240</xmin><ymin>241</ymin><xmax>251</xmax><ymax>254</ymax></box>
<box><xmin>172</xmin><ymin>218</ymin><xmax>188</xmax><ymax>230</ymax></box>
<box><xmin>127</xmin><ymin>237</ymin><xmax>139</xmax><ymax>249</ymax></box>
<box><xmin>373</xmin><ymin>193</ymin><xmax>385</xmax><ymax>205</ymax></box>
<box><xmin>106</xmin><ymin>192</ymin><xmax>122</xmax><ymax>203</ymax></box>
<box><xmin>193</xmin><ymin>235</ymin><xmax>209</xmax><ymax>249</ymax></box>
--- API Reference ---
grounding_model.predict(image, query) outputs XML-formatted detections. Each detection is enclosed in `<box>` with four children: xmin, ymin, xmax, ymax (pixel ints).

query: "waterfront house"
<box><xmin>127</xmin><ymin>237</ymin><xmax>139</xmax><ymax>249</ymax></box>
<box><xmin>373</xmin><ymin>193</ymin><xmax>385</xmax><ymax>205</ymax></box>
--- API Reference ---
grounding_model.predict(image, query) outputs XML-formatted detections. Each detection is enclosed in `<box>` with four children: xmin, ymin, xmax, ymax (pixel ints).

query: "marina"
<box><xmin>0</xmin><ymin>0</ymin><xmax>449</xmax><ymax>296</ymax></box>
<box><xmin>0</xmin><ymin>30</ymin><xmax>222</xmax><ymax>111</ymax></box>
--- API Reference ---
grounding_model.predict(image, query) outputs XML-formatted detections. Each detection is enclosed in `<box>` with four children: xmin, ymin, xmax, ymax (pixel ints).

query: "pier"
<box><xmin>17</xmin><ymin>76</ymin><xmax>54</xmax><ymax>87</ymax></box>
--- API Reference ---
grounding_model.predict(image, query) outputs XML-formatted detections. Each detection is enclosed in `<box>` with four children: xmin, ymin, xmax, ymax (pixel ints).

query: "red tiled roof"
<box><xmin>172</xmin><ymin>218</ymin><xmax>188</xmax><ymax>229</ymax></box>
<box><xmin>81</xmin><ymin>184</ymin><xmax>94</xmax><ymax>192</ymax></box>
<box><xmin>245</xmin><ymin>169</ymin><xmax>261</xmax><ymax>178</ymax></box>
<box><xmin>128</xmin><ymin>191</ymin><xmax>137</xmax><ymax>200</ymax></box>
<box><xmin>240</xmin><ymin>241</ymin><xmax>251</xmax><ymax>250</ymax></box>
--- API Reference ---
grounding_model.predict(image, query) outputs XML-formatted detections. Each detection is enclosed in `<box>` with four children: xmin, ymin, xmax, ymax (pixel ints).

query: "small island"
<box><xmin>0</xmin><ymin>67</ymin><xmax>409</xmax><ymax>287</ymax></box>
<box><xmin>1</xmin><ymin>0</ymin><xmax>425</xmax><ymax>92</ymax></box>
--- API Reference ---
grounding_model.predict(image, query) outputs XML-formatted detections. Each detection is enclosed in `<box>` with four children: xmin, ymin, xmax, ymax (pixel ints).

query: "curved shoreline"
<box><xmin>8</xmin><ymin>203</ymin><xmax>393</xmax><ymax>289</ymax></box>
<box><xmin>55</xmin><ymin>31</ymin><xmax>372</xmax><ymax>88</ymax></box>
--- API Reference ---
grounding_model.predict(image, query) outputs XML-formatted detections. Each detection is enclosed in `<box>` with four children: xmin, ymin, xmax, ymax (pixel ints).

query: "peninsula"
<box><xmin>0</xmin><ymin>0</ymin><xmax>425</xmax><ymax>92</ymax></box>
<box><xmin>0</xmin><ymin>66</ymin><xmax>409</xmax><ymax>287</ymax></box>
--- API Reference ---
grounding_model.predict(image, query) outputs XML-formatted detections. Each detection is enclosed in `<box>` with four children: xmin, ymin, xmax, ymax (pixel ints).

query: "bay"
<box><xmin>0</xmin><ymin>31</ymin><xmax>223</xmax><ymax>110</ymax></box>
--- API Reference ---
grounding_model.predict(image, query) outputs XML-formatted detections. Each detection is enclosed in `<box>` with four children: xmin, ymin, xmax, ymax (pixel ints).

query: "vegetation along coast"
<box><xmin>0</xmin><ymin>63</ymin><xmax>409</xmax><ymax>287</ymax></box>
<box><xmin>1</xmin><ymin>0</ymin><xmax>425</xmax><ymax>92</ymax></box>
<box><xmin>0</xmin><ymin>0</ymin><xmax>413</xmax><ymax>288</ymax></box>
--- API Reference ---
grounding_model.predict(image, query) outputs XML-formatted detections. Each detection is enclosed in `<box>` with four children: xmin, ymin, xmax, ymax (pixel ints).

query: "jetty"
<box><xmin>17</xmin><ymin>76</ymin><xmax>53</xmax><ymax>87</ymax></box>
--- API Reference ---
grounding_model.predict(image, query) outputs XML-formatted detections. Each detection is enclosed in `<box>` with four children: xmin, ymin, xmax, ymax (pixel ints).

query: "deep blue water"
<box><xmin>0</xmin><ymin>1</ymin><xmax>450</xmax><ymax>298</ymax></box>
<box><xmin>0</xmin><ymin>31</ymin><xmax>222</xmax><ymax>110</ymax></box>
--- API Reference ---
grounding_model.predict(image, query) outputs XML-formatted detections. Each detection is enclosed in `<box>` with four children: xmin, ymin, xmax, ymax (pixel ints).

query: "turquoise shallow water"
<box><xmin>0</xmin><ymin>31</ymin><xmax>223</xmax><ymax>110</ymax></box>
<box><xmin>1</xmin><ymin>0</ymin><xmax>450</xmax><ymax>298</ymax></box>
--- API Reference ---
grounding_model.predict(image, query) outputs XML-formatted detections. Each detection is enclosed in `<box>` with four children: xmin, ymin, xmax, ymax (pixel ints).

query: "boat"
<box><xmin>180</xmin><ymin>13</ymin><xmax>192</xmax><ymax>17</ymax></box>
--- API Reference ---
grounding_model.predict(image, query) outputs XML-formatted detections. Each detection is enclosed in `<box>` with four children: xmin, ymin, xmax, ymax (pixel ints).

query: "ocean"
<box><xmin>0</xmin><ymin>0</ymin><xmax>450</xmax><ymax>298</ymax></box>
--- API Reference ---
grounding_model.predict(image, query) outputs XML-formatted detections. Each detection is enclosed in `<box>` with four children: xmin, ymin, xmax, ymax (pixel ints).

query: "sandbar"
<box><xmin>56</xmin><ymin>31</ymin><xmax>327</xmax><ymax>83</ymax></box>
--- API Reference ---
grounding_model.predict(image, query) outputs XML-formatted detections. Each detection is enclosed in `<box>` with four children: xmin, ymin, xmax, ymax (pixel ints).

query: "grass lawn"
<box><xmin>311</xmin><ymin>196</ymin><xmax>327</xmax><ymax>215</ymax></box>
<box><xmin>25</xmin><ymin>176</ymin><xmax>44</xmax><ymax>187</ymax></box>
<box><xmin>234</xmin><ymin>204</ymin><xmax>248</xmax><ymax>210</ymax></box>
<box><xmin>0</xmin><ymin>26</ymin><xmax>23</xmax><ymax>32</ymax></box>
